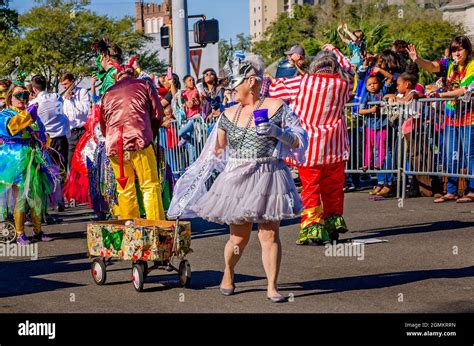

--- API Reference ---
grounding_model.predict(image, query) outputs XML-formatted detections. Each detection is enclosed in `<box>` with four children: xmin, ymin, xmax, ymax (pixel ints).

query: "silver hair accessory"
<box><xmin>224</xmin><ymin>52</ymin><xmax>264</xmax><ymax>90</ymax></box>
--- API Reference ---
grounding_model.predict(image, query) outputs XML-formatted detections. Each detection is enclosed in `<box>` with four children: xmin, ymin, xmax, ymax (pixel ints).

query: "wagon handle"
<box><xmin>171</xmin><ymin>215</ymin><xmax>181</xmax><ymax>256</ymax></box>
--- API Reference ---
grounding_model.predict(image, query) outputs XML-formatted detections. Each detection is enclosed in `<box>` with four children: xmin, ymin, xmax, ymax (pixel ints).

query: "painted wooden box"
<box><xmin>87</xmin><ymin>219</ymin><xmax>192</xmax><ymax>261</ymax></box>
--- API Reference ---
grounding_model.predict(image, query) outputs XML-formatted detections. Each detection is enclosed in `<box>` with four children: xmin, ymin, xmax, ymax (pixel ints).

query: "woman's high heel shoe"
<box><xmin>267</xmin><ymin>294</ymin><xmax>288</xmax><ymax>303</ymax></box>
<box><xmin>219</xmin><ymin>284</ymin><xmax>236</xmax><ymax>296</ymax></box>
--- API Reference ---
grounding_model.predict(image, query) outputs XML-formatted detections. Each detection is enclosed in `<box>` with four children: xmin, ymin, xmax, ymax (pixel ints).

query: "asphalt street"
<box><xmin>1</xmin><ymin>192</ymin><xmax>473</xmax><ymax>313</ymax></box>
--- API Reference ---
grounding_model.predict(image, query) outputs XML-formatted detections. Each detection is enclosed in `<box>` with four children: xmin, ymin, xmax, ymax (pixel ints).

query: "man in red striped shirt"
<box><xmin>269</xmin><ymin>44</ymin><xmax>354</xmax><ymax>245</ymax></box>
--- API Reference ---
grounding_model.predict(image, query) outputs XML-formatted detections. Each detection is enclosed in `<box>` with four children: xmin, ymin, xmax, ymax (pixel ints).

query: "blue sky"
<box><xmin>9</xmin><ymin>0</ymin><xmax>249</xmax><ymax>42</ymax></box>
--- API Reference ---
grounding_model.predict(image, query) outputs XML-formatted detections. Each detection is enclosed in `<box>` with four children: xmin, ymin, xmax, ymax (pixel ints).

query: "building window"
<box><xmin>254</xmin><ymin>20</ymin><xmax>256</xmax><ymax>26</ymax></box>
<box><xmin>254</xmin><ymin>7</ymin><xmax>256</xmax><ymax>13</ymax></box>
<box><xmin>265</xmin><ymin>5</ymin><xmax>267</xmax><ymax>11</ymax></box>
<box><xmin>145</xmin><ymin>19</ymin><xmax>152</xmax><ymax>34</ymax></box>
<box><xmin>258</xmin><ymin>19</ymin><xmax>260</xmax><ymax>23</ymax></box>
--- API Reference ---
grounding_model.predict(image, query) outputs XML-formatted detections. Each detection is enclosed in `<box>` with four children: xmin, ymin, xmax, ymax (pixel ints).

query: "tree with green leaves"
<box><xmin>0</xmin><ymin>0</ymin><xmax>18</xmax><ymax>34</ymax></box>
<box><xmin>0</xmin><ymin>0</ymin><xmax>166</xmax><ymax>91</ymax></box>
<box><xmin>218</xmin><ymin>33</ymin><xmax>252</xmax><ymax>69</ymax></box>
<box><xmin>253</xmin><ymin>0</ymin><xmax>463</xmax><ymax>84</ymax></box>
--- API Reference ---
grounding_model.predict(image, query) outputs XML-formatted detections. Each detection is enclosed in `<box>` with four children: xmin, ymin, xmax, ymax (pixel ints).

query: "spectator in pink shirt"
<box><xmin>178</xmin><ymin>75</ymin><xmax>202</xmax><ymax>164</ymax></box>
<box><xmin>182</xmin><ymin>75</ymin><xmax>201</xmax><ymax>118</ymax></box>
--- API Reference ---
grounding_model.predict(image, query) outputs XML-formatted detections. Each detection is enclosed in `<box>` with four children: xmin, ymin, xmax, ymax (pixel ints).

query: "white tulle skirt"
<box><xmin>191</xmin><ymin>158</ymin><xmax>303</xmax><ymax>225</ymax></box>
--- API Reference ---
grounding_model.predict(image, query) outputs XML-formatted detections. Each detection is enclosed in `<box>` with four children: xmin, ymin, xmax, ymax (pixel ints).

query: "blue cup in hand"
<box><xmin>254</xmin><ymin>109</ymin><xmax>269</xmax><ymax>136</ymax></box>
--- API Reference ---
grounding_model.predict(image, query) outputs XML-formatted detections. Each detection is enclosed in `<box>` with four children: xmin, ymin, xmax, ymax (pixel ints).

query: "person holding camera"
<box><xmin>60</xmin><ymin>73</ymin><xmax>90</xmax><ymax>170</ymax></box>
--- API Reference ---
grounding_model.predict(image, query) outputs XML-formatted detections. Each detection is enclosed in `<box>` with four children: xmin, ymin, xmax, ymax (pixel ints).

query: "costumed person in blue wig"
<box><xmin>0</xmin><ymin>83</ymin><xmax>60</xmax><ymax>244</ymax></box>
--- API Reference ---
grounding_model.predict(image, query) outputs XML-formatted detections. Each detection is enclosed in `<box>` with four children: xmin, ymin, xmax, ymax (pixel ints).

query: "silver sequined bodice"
<box><xmin>219</xmin><ymin>107</ymin><xmax>284</xmax><ymax>159</ymax></box>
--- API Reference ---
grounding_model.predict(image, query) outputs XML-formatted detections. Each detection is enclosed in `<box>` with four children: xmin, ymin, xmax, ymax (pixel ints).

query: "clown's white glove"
<box><xmin>256</xmin><ymin>122</ymin><xmax>298</xmax><ymax>147</ymax></box>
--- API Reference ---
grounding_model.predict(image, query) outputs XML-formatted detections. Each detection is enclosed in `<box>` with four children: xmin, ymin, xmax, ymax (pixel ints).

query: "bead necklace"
<box><xmin>231</xmin><ymin>97</ymin><xmax>265</xmax><ymax>151</ymax></box>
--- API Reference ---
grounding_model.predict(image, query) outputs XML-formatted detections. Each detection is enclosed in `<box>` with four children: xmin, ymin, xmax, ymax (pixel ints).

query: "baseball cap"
<box><xmin>284</xmin><ymin>44</ymin><xmax>305</xmax><ymax>56</ymax></box>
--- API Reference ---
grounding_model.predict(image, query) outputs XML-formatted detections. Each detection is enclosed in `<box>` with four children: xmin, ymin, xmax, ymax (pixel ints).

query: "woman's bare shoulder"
<box><xmin>264</xmin><ymin>97</ymin><xmax>286</xmax><ymax>114</ymax></box>
<box><xmin>224</xmin><ymin>103</ymin><xmax>240</xmax><ymax>118</ymax></box>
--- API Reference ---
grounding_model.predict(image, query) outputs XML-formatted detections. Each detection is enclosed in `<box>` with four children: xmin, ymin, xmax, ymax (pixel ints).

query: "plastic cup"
<box><xmin>254</xmin><ymin>109</ymin><xmax>269</xmax><ymax>136</ymax></box>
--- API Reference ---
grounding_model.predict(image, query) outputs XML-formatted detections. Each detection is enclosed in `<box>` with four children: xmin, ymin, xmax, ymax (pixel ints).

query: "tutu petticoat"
<box><xmin>192</xmin><ymin>158</ymin><xmax>302</xmax><ymax>225</ymax></box>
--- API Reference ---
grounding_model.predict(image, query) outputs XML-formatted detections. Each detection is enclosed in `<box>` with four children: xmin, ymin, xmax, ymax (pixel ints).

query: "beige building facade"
<box><xmin>442</xmin><ymin>0</ymin><xmax>474</xmax><ymax>41</ymax></box>
<box><xmin>250</xmin><ymin>0</ymin><xmax>316</xmax><ymax>41</ymax></box>
<box><xmin>250</xmin><ymin>0</ymin><xmax>283</xmax><ymax>41</ymax></box>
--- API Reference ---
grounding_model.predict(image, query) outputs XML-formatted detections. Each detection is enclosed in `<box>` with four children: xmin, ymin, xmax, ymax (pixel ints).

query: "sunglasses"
<box><xmin>13</xmin><ymin>91</ymin><xmax>30</xmax><ymax>100</ymax></box>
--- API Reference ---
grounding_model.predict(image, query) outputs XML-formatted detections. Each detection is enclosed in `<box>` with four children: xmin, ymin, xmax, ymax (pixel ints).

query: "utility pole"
<box><xmin>140</xmin><ymin>0</ymin><xmax>145</xmax><ymax>32</ymax></box>
<box><xmin>168</xmin><ymin>1</ymin><xmax>173</xmax><ymax>68</ymax></box>
<box><xmin>171</xmin><ymin>0</ymin><xmax>190</xmax><ymax>79</ymax></box>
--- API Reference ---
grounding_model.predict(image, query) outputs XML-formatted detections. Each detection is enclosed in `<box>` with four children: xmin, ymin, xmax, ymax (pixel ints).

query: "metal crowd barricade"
<box><xmin>160</xmin><ymin>97</ymin><xmax>474</xmax><ymax>204</ymax></box>
<box><xmin>159</xmin><ymin>116</ymin><xmax>216</xmax><ymax>177</ymax></box>
<box><xmin>345</xmin><ymin>101</ymin><xmax>403</xmax><ymax>198</ymax></box>
<box><xmin>399</xmin><ymin>96</ymin><xmax>474</xmax><ymax>201</ymax></box>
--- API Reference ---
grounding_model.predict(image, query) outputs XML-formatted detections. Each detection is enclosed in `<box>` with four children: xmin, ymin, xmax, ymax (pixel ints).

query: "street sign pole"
<box><xmin>171</xmin><ymin>0</ymin><xmax>190</xmax><ymax>79</ymax></box>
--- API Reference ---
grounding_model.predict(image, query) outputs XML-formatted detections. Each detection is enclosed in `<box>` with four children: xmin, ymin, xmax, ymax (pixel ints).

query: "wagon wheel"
<box><xmin>141</xmin><ymin>261</ymin><xmax>148</xmax><ymax>279</ymax></box>
<box><xmin>0</xmin><ymin>221</ymin><xmax>17</xmax><ymax>243</ymax></box>
<box><xmin>329</xmin><ymin>231</ymin><xmax>339</xmax><ymax>242</ymax></box>
<box><xmin>178</xmin><ymin>260</ymin><xmax>191</xmax><ymax>288</ymax></box>
<box><xmin>132</xmin><ymin>263</ymin><xmax>145</xmax><ymax>292</ymax></box>
<box><xmin>91</xmin><ymin>258</ymin><xmax>107</xmax><ymax>285</ymax></box>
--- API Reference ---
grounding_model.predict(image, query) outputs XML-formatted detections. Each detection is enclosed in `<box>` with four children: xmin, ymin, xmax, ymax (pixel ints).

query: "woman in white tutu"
<box><xmin>168</xmin><ymin>53</ymin><xmax>308</xmax><ymax>302</ymax></box>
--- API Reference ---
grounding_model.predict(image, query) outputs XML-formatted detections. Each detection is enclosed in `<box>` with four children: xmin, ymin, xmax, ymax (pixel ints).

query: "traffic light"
<box><xmin>193</xmin><ymin>19</ymin><xmax>219</xmax><ymax>46</ymax></box>
<box><xmin>160</xmin><ymin>25</ymin><xmax>171</xmax><ymax>48</ymax></box>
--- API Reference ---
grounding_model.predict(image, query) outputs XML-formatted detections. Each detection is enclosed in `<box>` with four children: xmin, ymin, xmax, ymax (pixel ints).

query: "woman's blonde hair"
<box><xmin>5</xmin><ymin>84</ymin><xmax>27</xmax><ymax>107</ymax></box>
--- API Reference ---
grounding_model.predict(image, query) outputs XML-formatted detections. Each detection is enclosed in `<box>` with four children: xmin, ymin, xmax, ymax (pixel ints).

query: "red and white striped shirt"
<box><xmin>269</xmin><ymin>48</ymin><xmax>353</xmax><ymax>167</ymax></box>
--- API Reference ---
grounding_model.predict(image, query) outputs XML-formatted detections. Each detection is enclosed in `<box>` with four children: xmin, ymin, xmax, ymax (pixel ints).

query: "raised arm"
<box><xmin>323</xmin><ymin>44</ymin><xmax>352</xmax><ymax>74</ymax></box>
<box><xmin>343</xmin><ymin>23</ymin><xmax>358</xmax><ymax>42</ymax></box>
<box><xmin>407</xmin><ymin>44</ymin><xmax>440</xmax><ymax>74</ymax></box>
<box><xmin>337</xmin><ymin>25</ymin><xmax>350</xmax><ymax>44</ymax></box>
<box><xmin>337</xmin><ymin>24</ymin><xmax>350</xmax><ymax>45</ymax></box>
<box><xmin>268</xmin><ymin>75</ymin><xmax>303</xmax><ymax>103</ymax></box>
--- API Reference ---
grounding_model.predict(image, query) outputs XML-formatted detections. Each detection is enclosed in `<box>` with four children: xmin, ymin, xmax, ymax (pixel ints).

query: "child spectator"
<box><xmin>178</xmin><ymin>75</ymin><xmax>201</xmax><ymax>164</ymax></box>
<box><xmin>373</xmin><ymin>50</ymin><xmax>407</xmax><ymax>95</ymax></box>
<box><xmin>391</xmin><ymin>40</ymin><xmax>410</xmax><ymax>66</ymax></box>
<box><xmin>162</xmin><ymin>104</ymin><xmax>174</xmax><ymax>128</ymax></box>
<box><xmin>338</xmin><ymin>23</ymin><xmax>366</xmax><ymax>94</ymax></box>
<box><xmin>386</xmin><ymin>72</ymin><xmax>443</xmax><ymax>198</ymax></box>
<box><xmin>384</xmin><ymin>72</ymin><xmax>419</xmax><ymax>103</ymax></box>
<box><xmin>337</xmin><ymin>23</ymin><xmax>366</xmax><ymax>69</ymax></box>
<box><xmin>359</xmin><ymin>73</ymin><xmax>395</xmax><ymax>197</ymax></box>
<box><xmin>405</xmin><ymin>64</ymin><xmax>425</xmax><ymax>98</ymax></box>
<box><xmin>358</xmin><ymin>75</ymin><xmax>386</xmax><ymax>183</ymax></box>
<box><xmin>182</xmin><ymin>75</ymin><xmax>201</xmax><ymax>119</ymax></box>
<box><xmin>354</xmin><ymin>53</ymin><xmax>378</xmax><ymax>107</ymax></box>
